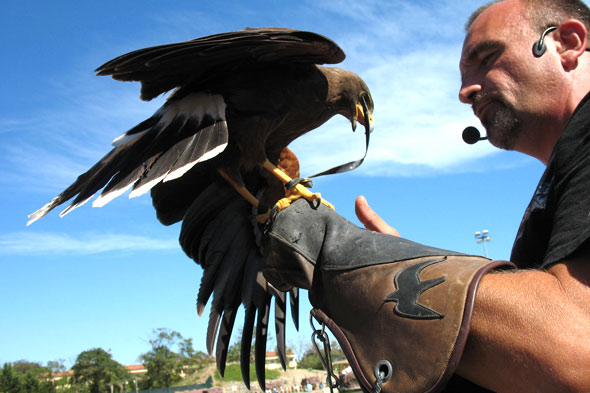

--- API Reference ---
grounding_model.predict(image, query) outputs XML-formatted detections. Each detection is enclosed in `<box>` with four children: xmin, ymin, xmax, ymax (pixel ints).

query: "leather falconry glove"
<box><xmin>263</xmin><ymin>199</ymin><xmax>514</xmax><ymax>393</ymax></box>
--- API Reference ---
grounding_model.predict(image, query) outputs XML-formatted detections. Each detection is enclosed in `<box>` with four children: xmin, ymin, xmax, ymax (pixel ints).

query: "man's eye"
<box><xmin>481</xmin><ymin>53</ymin><xmax>494</xmax><ymax>66</ymax></box>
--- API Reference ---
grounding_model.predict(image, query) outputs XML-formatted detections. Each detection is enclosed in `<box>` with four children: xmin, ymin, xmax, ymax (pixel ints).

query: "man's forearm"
<box><xmin>457</xmin><ymin>260</ymin><xmax>590</xmax><ymax>392</ymax></box>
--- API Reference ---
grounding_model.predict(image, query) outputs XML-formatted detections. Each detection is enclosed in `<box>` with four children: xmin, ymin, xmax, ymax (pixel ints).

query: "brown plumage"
<box><xmin>27</xmin><ymin>27</ymin><xmax>374</xmax><ymax>389</ymax></box>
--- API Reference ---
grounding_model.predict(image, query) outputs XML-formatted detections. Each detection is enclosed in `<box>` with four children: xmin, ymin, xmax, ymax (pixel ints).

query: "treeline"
<box><xmin>1</xmin><ymin>329</ymin><xmax>211</xmax><ymax>393</ymax></box>
<box><xmin>1</xmin><ymin>328</ymin><xmax>345</xmax><ymax>393</ymax></box>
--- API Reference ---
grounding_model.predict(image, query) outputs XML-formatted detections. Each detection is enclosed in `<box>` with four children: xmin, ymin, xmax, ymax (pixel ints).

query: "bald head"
<box><xmin>467</xmin><ymin>0</ymin><xmax>590</xmax><ymax>35</ymax></box>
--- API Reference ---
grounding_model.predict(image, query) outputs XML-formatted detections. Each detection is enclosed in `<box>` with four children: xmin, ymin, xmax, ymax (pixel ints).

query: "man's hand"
<box><xmin>355</xmin><ymin>195</ymin><xmax>400</xmax><ymax>236</ymax></box>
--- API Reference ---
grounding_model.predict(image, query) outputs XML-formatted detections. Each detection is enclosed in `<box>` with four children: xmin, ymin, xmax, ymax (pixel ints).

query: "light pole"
<box><xmin>475</xmin><ymin>230</ymin><xmax>491</xmax><ymax>258</ymax></box>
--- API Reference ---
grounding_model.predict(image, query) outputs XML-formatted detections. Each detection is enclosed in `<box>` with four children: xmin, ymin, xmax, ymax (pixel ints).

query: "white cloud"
<box><xmin>0</xmin><ymin>231</ymin><xmax>178</xmax><ymax>256</ymax></box>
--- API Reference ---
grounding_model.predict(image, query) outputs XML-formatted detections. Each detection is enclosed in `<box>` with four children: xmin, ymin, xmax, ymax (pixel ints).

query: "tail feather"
<box><xmin>215</xmin><ymin>299</ymin><xmax>240</xmax><ymax>378</ymax></box>
<box><xmin>274</xmin><ymin>291</ymin><xmax>287</xmax><ymax>370</ymax></box>
<box><xmin>240</xmin><ymin>303</ymin><xmax>257</xmax><ymax>389</ymax></box>
<box><xmin>182</xmin><ymin>182</ymin><xmax>237</xmax><ymax>261</ymax></box>
<box><xmin>207</xmin><ymin>208</ymin><xmax>250</xmax><ymax>318</ymax></box>
<box><xmin>206</xmin><ymin>307</ymin><xmax>221</xmax><ymax>356</ymax></box>
<box><xmin>255</xmin><ymin>293</ymin><xmax>271</xmax><ymax>391</ymax></box>
<box><xmin>289</xmin><ymin>288</ymin><xmax>299</xmax><ymax>331</ymax></box>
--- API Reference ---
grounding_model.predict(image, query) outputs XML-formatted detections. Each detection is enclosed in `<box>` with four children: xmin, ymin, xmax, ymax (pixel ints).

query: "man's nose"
<box><xmin>459</xmin><ymin>81</ymin><xmax>482</xmax><ymax>104</ymax></box>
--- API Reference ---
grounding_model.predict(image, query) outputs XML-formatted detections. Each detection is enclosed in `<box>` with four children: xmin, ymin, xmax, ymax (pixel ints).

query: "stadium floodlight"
<box><xmin>474</xmin><ymin>230</ymin><xmax>491</xmax><ymax>257</ymax></box>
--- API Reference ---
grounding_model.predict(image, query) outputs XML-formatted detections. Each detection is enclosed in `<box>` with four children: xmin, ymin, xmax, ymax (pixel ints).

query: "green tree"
<box><xmin>0</xmin><ymin>363</ymin><xmax>23</xmax><ymax>393</ymax></box>
<box><xmin>139</xmin><ymin>328</ymin><xmax>213</xmax><ymax>388</ymax></box>
<box><xmin>178</xmin><ymin>338</ymin><xmax>195</xmax><ymax>360</ymax></box>
<box><xmin>179</xmin><ymin>338</ymin><xmax>211</xmax><ymax>371</ymax></box>
<box><xmin>71</xmin><ymin>348</ymin><xmax>129</xmax><ymax>393</ymax></box>
<box><xmin>0</xmin><ymin>362</ymin><xmax>56</xmax><ymax>393</ymax></box>
<box><xmin>139</xmin><ymin>345</ymin><xmax>182</xmax><ymax>389</ymax></box>
<box><xmin>139</xmin><ymin>329</ymin><xmax>188</xmax><ymax>389</ymax></box>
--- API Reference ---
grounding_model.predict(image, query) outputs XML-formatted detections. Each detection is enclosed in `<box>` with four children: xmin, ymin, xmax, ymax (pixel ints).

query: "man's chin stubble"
<box><xmin>483</xmin><ymin>105</ymin><xmax>520</xmax><ymax>150</ymax></box>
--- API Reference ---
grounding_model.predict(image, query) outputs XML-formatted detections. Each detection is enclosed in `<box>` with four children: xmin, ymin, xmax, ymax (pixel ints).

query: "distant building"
<box><xmin>264</xmin><ymin>351</ymin><xmax>297</xmax><ymax>370</ymax></box>
<box><xmin>125</xmin><ymin>364</ymin><xmax>148</xmax><ymax>376</ymax></box>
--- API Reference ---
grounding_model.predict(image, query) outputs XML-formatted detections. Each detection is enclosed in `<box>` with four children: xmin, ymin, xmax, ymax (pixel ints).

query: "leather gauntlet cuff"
<box><xmin>310</xmin><ymin>256</ymin><xmax>513</xmax><ymax>393</ymax></box>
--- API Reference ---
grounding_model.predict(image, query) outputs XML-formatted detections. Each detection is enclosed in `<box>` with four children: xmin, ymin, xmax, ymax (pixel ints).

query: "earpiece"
<box><xmin>533</xmin><ymin>26</ymin><xmax>557</xmax><ymax>57</ymax></box>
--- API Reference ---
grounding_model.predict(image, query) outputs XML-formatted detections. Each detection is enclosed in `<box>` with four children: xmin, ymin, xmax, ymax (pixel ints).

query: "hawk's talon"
<box><xmin>263</xmin><ymin>159</ymin><xmax>335</xmax><ymax>211</ymax></box>
<box><xmin>273</xmin><ymin>189</ymin><xmax>335</xmax><ymax>213</ymax></box>
<box><xmin>285</xmin><ymin>177</ymin><xmax>313</xmax><ymax>190</ymax></box>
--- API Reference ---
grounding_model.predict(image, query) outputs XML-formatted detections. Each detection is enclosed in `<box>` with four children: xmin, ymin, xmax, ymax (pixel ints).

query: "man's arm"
<box><xmin>458</xmin><ymin>255</ymin><xmax>590</xmax><ymax>392</ymax></box>
<box><xmin>355</xmin><ymin>197</ymin><xmax>590</xmax><ymax>392</ymax></box>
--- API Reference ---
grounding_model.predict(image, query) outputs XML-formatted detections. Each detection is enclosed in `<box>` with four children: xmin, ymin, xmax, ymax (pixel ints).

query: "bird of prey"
<box><xmin>27</xmin><ymin>27</ymin><xmax>374</xmax><ymax>389</ymax></box>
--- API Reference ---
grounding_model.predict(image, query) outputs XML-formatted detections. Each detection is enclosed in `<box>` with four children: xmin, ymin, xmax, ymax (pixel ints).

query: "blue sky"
<box><xmin>1</xmin><ymin>0</ymin><xmax>557</xmax><ymax>368</ymax></box>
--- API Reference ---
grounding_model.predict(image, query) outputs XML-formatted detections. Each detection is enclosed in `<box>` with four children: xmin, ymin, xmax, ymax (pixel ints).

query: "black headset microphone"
<box><xmin>462</xmin><ymin>126</ymin><xmax>487</xmax><ymax>144</ymax></box>
<box><xmin>463</xmin><ymin>27</ymin><xmax>557</xmax><ymax>144</ymax></box>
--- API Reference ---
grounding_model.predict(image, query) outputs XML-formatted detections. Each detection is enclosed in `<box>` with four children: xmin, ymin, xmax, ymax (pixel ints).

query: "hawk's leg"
<box><xmin>217</xmin><ymin>168</ymin><xmax>276</xmax><ymax>223</ymax></box>
<box><xmin>217</xmin><ymin>169</ymin><xmax>259</xmax><ymax>205</ymax></box>
<box><xmin>262</xmin><ymin>159</ymin><xmax>334</xmax><ymax>211</ymax></box>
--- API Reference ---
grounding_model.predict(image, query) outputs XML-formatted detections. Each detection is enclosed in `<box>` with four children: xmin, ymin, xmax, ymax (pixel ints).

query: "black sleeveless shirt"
<box><xmin>511</xmin><ymin>92</ymin><xmax>590</xmax><ymax>268</ymax></box>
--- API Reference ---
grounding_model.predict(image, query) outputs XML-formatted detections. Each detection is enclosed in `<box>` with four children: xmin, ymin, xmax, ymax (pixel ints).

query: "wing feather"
<box><xmin>165</xmin><ymin>121</ymin><xmax>228</xmax><ymax>181</ymax></box>
<box><xmin>150</xmin><ymin>159</ymin><xmax>216</xmax><ymax>226</ymax></box>
<box><xmin>27</xmin><ymin>93</ymin><xmax>228</xmax><ymax>225</ymax></box>
<box><xmin>125</xmin><ymin>118</ymin><xmax>195</xmax><ymax>197</ymax></box>
<box><xmin>95</xmin><ymin>28</ymin><xmax>345</xmax><ymax>100</ymax></box>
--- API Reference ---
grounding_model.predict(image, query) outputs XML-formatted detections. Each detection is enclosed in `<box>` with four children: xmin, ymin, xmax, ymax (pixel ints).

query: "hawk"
<box><xmin>27</xmin><ymin>27</ymin><xmax>374</xmax><ymax>389</ymax></box>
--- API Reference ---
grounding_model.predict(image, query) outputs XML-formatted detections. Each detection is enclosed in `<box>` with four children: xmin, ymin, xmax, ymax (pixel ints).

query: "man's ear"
<box><xmin>556</xmin><ymin>19</ymin><xmax>588</xmax><ymax>69</ymax></box>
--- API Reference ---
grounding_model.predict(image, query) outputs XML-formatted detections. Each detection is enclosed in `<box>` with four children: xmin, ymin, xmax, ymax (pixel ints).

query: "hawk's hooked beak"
<box><xmin>353</xmin><ymin>94</ymin><xmax>374</xmax><ymax>133</ymax></box>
